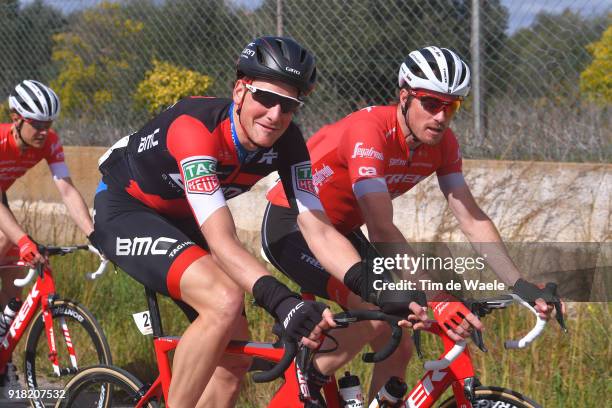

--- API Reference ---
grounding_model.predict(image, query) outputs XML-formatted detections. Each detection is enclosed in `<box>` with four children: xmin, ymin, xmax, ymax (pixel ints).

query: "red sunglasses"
<box><xmin>409</xmin><ymin>89</ymin><xmax>462</xmax><ymax>117</ymax></box>
<box><xmin>24</xmin><ymin>118</ymin><xmax>53</xmax><ymax>131</ymax></box>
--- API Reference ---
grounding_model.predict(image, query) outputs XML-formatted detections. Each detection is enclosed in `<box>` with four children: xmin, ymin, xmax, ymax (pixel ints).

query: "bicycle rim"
<box><xmin>438</xmin><ymin>386</ymin><xmax>542</xmax><ymax>408</ymax></box>
<box><xmin>56</xmin><ymin>365</ymin><xmax>157</xmax><ymax>408</ymax></box>
<box><xmin>23</xmin><ymin>299</ymin><xmax>112</xmax><ymax>408</ymax></box>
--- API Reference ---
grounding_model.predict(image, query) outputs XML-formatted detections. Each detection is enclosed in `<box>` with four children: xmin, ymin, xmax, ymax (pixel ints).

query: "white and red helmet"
<box><xmin>9</xmin><ymin>80</ymin><xmax>61</xmax><ymax>121</ymax></box>
<box><xmin>398</xmin><ymin>46</ymin><xmax>471</xmax><ymax>98</ymax></box>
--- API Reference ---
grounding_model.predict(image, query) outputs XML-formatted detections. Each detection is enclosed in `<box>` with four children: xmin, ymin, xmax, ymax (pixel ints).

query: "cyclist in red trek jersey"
<box><xmin>0</xmin><ymin>80</ymin><xmax>94</xmax><ymax>305</ymax></box>
<box><xmin>90</xmin><ymin>37</ymin><xmax>427</xmax><ymax>408</ymax></box>
<box><xmin>263</xmin><ymin>46</ymin><xmax>555</xmax><ymax>403</ymax></box>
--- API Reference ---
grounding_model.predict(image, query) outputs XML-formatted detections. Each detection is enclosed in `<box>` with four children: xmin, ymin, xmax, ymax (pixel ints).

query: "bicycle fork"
<box><xmin>42</xmin><ymin>295</ymin><xmax>78</xmax><ymax>376</ymax></box>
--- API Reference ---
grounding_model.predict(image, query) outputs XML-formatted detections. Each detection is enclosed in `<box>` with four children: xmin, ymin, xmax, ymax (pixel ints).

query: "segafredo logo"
<box><xmin>181</xmin><ymin>156</ymin><xmax>220</xmax><ymax>195</ymax></box>
<box><xmin>351</xmin><ymin>142</ymin><xmax>384</xmax><ymax>160</ymax></box>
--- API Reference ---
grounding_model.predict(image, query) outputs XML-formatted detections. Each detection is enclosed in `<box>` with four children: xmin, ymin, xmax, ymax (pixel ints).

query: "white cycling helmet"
<box><xmin>8</xmin><ymin>80</ymin><xmax>60</xmax><ymax>121</ymax></box>
<box><xmin>398</xmin><ymin>46</ymin><xmax>471</xmax><ymax>98</ymax></box>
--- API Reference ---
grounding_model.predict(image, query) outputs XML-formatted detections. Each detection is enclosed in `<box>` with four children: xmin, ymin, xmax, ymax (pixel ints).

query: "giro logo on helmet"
<box><xmin>285</xmin><ymin>67</ymin><xmax>301</xmax><ymax>75</ymax></box>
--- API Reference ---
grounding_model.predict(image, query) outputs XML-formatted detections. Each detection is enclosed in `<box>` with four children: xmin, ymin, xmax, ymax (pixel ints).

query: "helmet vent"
<box><xmin>442</xmin><ymin>49</ymin><xmax>456</xmax><ymax>85</ymax></box>
<box><xmin>275</xmin><ymin>38</ymin><xmax>289</xmax><ymax>58</ymax></box>
<box><xmin>421</xmin><ymin>48</ymin><xmax>442</xmax><ymax>82</ymax></box>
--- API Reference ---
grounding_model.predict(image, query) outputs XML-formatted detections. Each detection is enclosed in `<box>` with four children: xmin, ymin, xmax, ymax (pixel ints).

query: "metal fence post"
<box><xmin>277</xmin><ymin>0</ymin><xmax>283</xmax><ymax>36</ymax></box>
<box><xmin>471</xmin><ymin>0</ymin><xmax>483</xmax><ymax>142</ymax></box>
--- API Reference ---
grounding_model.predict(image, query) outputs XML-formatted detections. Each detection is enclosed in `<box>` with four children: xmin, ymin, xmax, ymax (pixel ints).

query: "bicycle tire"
<box><xmin>438</xmin><ymin>385</ymin><xmax>541</xmax><ymax>408</ymax></box>
<box><xmin>55</xmin><ymin>365</ymin><xmax>157</xmax><ymax>408</ymax></box>
<box><xmin>24</xmin><ymin>299</ymin><xmax>112</xmax><ymax>408</ymax></box>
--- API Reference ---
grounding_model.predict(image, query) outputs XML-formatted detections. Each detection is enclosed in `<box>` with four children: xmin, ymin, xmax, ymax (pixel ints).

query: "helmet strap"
<box><xmin>14</xmin><ymin>119</ymin><xmax>35</xmax><ymax>150</ymax></box>
<box><xmin>236</xmin><ymin>84</ymin><xmax>267</xmax><ymax>150</ymax></box>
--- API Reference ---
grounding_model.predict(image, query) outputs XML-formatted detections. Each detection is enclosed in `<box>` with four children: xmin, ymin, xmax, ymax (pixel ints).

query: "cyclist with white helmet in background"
<box><xmin>262</xmin><ymin>46</ymin><xmax>556</xmax><ymax>404</ymax></box>
<box><xmin>0</xmin><ymin>80</ymin><xmax>94</xmax><ymax>379</ymax></box>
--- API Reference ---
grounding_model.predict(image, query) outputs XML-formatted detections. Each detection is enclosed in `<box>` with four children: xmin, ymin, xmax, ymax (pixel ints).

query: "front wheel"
<box><xmin>438</xmin><ymin>386</ymin><xmax>541</xmax><ymax>408</ymax></box>
<box><xmin>55</xmin><ymin>365</ymin><xmax>157</xmax><ymax>408</ymax></box>
<box><xmin>24</xmin><ymin>299</ymin><xmax>112</xmax><ymax>408</ymax></box>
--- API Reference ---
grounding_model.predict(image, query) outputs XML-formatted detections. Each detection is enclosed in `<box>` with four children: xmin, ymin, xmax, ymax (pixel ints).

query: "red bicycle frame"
<box><xmin>0</xmin><ymin>261</ymin><xmax>75</xmax><ymax>376</ymax></box>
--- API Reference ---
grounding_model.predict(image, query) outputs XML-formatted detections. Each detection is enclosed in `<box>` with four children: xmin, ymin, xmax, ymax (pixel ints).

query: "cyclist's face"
<box><xmin>400</xmin><ymin>88</ymin><xmax>456</xmax><ymax>145</ymax></box>
<box><xmin>11</xmin><ymin>113</ymin><xmax>51</xmax><ymax>149</ymax></box>
<box><xmin>233</xmin><ymin>79</ymin><xmax>299</xmax><ymax>149</ymax></box>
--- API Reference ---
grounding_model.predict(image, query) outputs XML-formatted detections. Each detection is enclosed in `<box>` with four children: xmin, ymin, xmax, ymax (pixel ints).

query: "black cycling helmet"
<box><xmin>236</xmin><ymin>36</ymin><xmax>316</xmax><ymax>96</ymax></box>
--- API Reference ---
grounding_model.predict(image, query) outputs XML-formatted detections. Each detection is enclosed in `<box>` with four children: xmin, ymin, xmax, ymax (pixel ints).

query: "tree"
<box><xmin>0</xmin><ymin>0</ymin><xmax>66</xmax><ymax>96</ymax></box>
<box><xmin>503</xmin><ymin>9</ymin><xmax>607</xmax><ymax>100</ymax></box>
<box><xmin>580</xmin><ymin>23</ymin><xmax>612</xmax><ymax>105</ymax></box>
<box><xmin>50</xmin><ymin>1</ymin><xmax>147</xmax><ymax>120</ymax></box>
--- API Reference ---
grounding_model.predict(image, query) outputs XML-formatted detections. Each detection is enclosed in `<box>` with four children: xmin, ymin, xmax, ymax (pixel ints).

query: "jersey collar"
<box><xmin>229</xmin><ymin>102</ymin><xmax>261</xmax><ymax>164</ymax></box>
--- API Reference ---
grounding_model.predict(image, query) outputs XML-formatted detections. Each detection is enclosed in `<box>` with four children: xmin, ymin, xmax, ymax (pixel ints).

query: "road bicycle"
<box><xmin>0</xmin><ymin>244</ymin><xmax>111</xmax><ymax>408</ymax></box>
<box><xmin>54</xmin><ymin>280</ymin><xmax>565</xmax><ymax>408</ymax></box>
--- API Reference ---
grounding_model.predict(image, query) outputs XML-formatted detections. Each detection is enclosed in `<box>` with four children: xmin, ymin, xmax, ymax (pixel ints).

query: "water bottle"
<box><xmin>0</xmin><ymin>298</ymin><xmax>22</xmax><ymax>345</ymax></box>
<box><xmin>369</xmin><ymin>376</ymin><xmax>408</xmax><ymax>407</ymax></box>
<box><xmin>338</xmin><ymin>371</ymin><xmax>364</xmax><ymax>408</ymax></box>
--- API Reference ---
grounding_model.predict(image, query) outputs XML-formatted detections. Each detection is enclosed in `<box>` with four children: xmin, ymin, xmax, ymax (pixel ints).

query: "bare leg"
<box><xmin>368</xmin><ymin>325</ymin><xmax>413</xmax><ymax>400</ymax></box>
<box><xmin>197</xmin><ymin>315</ymin><xmax>252</xmax><ymax>408</ymax></box>
<box><xmin>0</xmin><ymin>231</ymin><xmax>22</xmax><ymax>307</ymax></box>
<box><xmin>167</xmin><ymin>255</ymin><xmax>246</xmax><ymax>408</ymax></box>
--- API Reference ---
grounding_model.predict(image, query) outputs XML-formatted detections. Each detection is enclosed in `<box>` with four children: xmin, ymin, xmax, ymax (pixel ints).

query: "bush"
<box><xmin>134</xmin><ymin>59</ymin><xmax>213</xmax><ymax>115</ymax></box>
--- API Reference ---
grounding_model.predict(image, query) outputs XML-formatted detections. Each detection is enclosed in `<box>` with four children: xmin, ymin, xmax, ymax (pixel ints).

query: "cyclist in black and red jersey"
<box><xmin>90</xmin><ymin>37</ymin><xmax>428</xmax><ymax>408</ymax></box>
<box><xmin>0</xmin><ymin>80</ymin><xmax>94</xmax><ymax>303</ymax></box>
<box><xmin>262</xmin><ymin>46</ymin><xmax>558</xmax><ymax>402</ymax></box>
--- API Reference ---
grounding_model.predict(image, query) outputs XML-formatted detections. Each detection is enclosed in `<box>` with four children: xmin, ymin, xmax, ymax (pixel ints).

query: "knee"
<box><xmin>189</xmin><ymin>285</ymin><xmax>245</xmax><ymax>323</ymax></box>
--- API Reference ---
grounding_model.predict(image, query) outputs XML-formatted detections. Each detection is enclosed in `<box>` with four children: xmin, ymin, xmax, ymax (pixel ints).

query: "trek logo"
<box><xmin>181</xmin><ymin>156</ymin><xmax>220</xmax><ymax>195</ymax></box>
<box><xmin>300</xmin><ymin>252</ymin><xmax>324</xmax><ymax>270</ymax></box>
<box><xmin>7</xmin><ymin>282</ymin><xmax>40</xmax><ymax>347</ymax></box>
<box><xmin>358</xmin><ymin>166</ymin><xmax>377</xmax><ymax>176</ymax></box>
<box><xmin>385</xmin><ymin>173</ymin><xmax>425</xmax><ymax>184</ymax></box>
<box><xmin>408</xmin><ymin>369</ymin><xmax>447</xmax><ymax>407</ymax></box>
<box><xmin>138</xmin><ymin>128</ymin><xmax>160</xmax><ymax>153</ymax></box>
<box><xmin>257</xmin><ymin>149</ymin><xmax>278</xmax><ymax>165</ymax></box>
<box><xmin>116</xmin><ymin>237</ymin><xmax>178</xmax><ymax>256</ymax></box>
<box><xmin>351</xmin><ymin>142</ymin><xmax>384</xmax><ymax>160</ymax></box>
<box><xmin>296</xmin><ymin>365</ymin><xmax>311</xmax><ymax>398</ymax></box>
<box><xmin>283</xmin><ymin>302</ymin><xmax>304</xmax><ymax>328</ymax></box>
<box><xmin>293</xmin><ymin>162</ymin><xmax>316</xmax><ymax>196</ymax></box>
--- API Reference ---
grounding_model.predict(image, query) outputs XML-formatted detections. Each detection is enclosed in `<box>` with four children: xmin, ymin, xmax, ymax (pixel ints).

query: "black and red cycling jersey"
<box><xmin>99</xmin><ymin>96</ymin><xmax>322</xmax><ymax>225</ymax></box>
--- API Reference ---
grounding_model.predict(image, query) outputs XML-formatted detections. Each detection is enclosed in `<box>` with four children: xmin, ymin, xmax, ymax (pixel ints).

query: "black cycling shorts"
<box><xmin>1</xmin><ymin>191</ymin><xmax>7</xmax><ymax>207</ymax></box>
<box><xmin>93</xmin><ymin>182</ymin><xmax>208</xmax><ymax>304</ymax></box>
<box><xmin>261</xmin><ymin>203</ymin><xmax>375</xmax><ymax>307</ymax></box>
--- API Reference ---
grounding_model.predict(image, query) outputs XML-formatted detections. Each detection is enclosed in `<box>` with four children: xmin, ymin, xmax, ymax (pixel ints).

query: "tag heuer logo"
<box><xmin>181</xmin><ymin>156</ymin><xmax>220</xmax><ymax>195</ymax></box>
<box><xmin>294</xmin><ymin>162</ymin><xmax>316</xmax><ymax>195</ymax></box>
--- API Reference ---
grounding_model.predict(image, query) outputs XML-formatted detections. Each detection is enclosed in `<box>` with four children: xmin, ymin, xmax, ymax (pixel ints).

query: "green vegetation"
<box><xmin>19</xmin><ymin>252</ymin><xmax>610</xmax><ymax>407</ymax></box>
<box><xmin>0</xmin><ymin>0</ymin><xmax>608</xmax><ymax>161</ymax></box>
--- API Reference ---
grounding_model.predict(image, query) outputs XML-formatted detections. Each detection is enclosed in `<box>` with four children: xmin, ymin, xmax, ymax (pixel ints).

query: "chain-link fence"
<box><xmin>1</xmin><ymin>0</ymin><xmax>610</xmax><ymax>161</ymax></box>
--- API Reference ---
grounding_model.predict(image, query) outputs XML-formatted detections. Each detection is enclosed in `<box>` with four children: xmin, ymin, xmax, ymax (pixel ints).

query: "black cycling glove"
<box><xmin>512</xmin><ymin>279</ymin><xmax>557</xmax><ymax>304</ymax></box>
<box><xmin>252</xmin><ymin>276</ymin><xmax>328</xmax><ymax>341</ymax></box>
<box><xmin>343</xmin><ymin>261</ymin><xmax>427</xmax><ymax>317</ymax></box>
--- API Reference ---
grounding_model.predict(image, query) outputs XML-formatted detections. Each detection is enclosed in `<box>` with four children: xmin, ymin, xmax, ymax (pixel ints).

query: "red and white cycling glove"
<box><xmin>17</xmin><ymin>235</ymin><xmax>40</xmax><ymax>265</ymax></box>
<box><xmin>429</xmin><ymin>292</ymin><xmax>471</xmax><ymax>332</ymax></box>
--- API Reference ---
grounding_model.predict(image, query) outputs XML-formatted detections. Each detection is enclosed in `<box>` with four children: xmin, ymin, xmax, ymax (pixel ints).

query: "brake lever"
<box><xmin>545</xmin><ymin>283</ymin><xmax>567</xmax><ymax>333</ymax></box>
<box><xmin>471</xmin><ymin>328</ymin><xmax>487</xmax><ymax>352</ymax></box>
<box><xmin>412</xmin><ymin>329</ymin><xmax>423</xmax><ymax>359</ymax></box>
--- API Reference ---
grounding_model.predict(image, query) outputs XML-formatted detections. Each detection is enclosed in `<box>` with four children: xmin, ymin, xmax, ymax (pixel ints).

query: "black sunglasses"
<box><xmin>245</xmin><ymin>84</ymin><xmax>303</xmax><ymax>114</ymax></box>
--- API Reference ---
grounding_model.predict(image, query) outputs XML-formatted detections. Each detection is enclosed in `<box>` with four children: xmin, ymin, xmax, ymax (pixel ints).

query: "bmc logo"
<box><xmin>116</xmin><ymin>237</ymin><xmax>178</xmax><ymax>256</ymax></box>
<box><xmin>138</xmin><ymin>128</ymin><xmax>160</xmax><ymax>153</ymax></box>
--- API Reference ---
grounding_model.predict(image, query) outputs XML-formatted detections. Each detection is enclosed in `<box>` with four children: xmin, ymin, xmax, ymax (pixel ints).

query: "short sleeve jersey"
<box><xmin>267</xmin><ymin>105</ymin><xmax>462</xmax><ymax>234</ymax></box>
<box><xmin>99</xmin><ymin>97</ymin><xmax>322</xmax><ymax>226</ymax></box>
<box><xmin>0</xmin><ymin>123</ymin><xmax>67</xmax><ymax>192</ymax></box>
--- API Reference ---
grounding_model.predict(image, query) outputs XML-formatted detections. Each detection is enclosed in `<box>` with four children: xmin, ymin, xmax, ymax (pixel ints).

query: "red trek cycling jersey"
<box><xmin>0</xmin><ymin>123</ymin><xmax>69</xmax><ymax>192</ymax></box>
<box><xmin>99</xmin><ymin>97</ymin><xmax>322</xmax><ymax>226</ymax></box>
<box><xmin>267</xmin><ymin>105</ymin><xmax>463</xmax><ymax>234</ymax></box>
